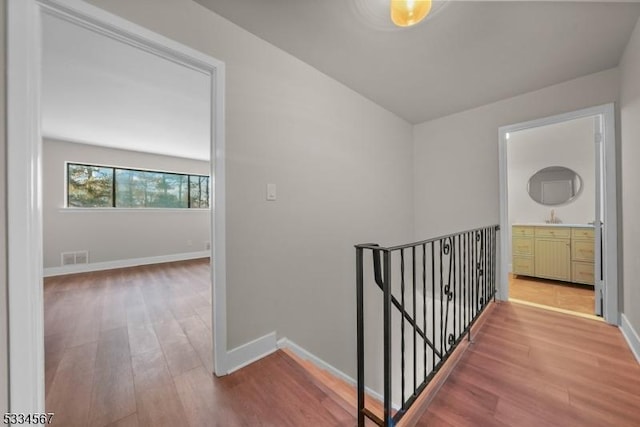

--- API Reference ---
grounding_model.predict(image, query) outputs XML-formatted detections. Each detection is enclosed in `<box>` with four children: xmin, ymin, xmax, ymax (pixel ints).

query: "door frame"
<box><xmin>497</xmin><ymin>103</ymin><xmax>618</xmax><ymax>325</ymax></box>
<box><xmin>7</xmin><ymin>0</ymin><xmax>228</xmax><ymax>412</ymax></box>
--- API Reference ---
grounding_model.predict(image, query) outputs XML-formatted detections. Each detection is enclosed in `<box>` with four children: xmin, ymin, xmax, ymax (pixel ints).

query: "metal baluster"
<box><xmin>491</xmin><ymin>228</ymin><xmax>498</xmax><ymax>302</ymax></box>
<box><xmin>453</xmin><ymin>235</ymin><xmax>457</xmax><ymax>342</ymax></box>
<box><xmin>476</xmin><ymin>231</ymin><xmax>480</xmax><ymax>313</ymax></box>
<box><xmin>400</xmin><ymin>249</ymin><xmax>406</xmax><ymax>408</ymax></box>
<box><xmin>492</xmin><ymin>228</ymin><xmax>500</xmax><ymax>301</ymax></box>
<box><xmin>431</xmin><ymin>241</ymin><xmax>435</xmax><ymax>368</ymax></box>
<box><xmin>484</xmin><ymin>227</ymin><xmax>487</xmax><ymax>306</ymax></box>
<box><xmin>485</xmin><ymin>227</ymin><xmax>488</xmax><ymax>307</ymax></box>
<box><xmin>422</xmin><ymin>243</ymin><xmax>427</xmax><ymax>383</ymax></box>
<box><xmin>464</xmin><ymin>232</ymin><xmax>468</xmax><ymax>340</ymax></box>
<box><xmin>480</xmin><ymin>229</ymin><xmax>483</xmax><ymax>309</ymax></box>
<box><xmin>489</xmin><ymin>227</ymin><xmax>494</xmax><ymax>298</ymax></box>
<box><xmin>481</xmin><ymin>231</ymin><xmax>484</xmax><ymax>307</ymax></box>
<box><xmin>484</xmin><ymin>228</ymin><xmax>491</xmax><ymax>306</ymax></box>
<box><xmin>439</xmin><ymin>239</ymin><xmax>444</xmax><ymax>359</ymax></box>
<box><xmin>412</xmin><ymin>246</ymin><xmax>417</xmax><ymax>397</ymax></box>
<box><xmin>472</xmin><ymin>232</ymin><xmax>476</xmax><ymax>322</ymax></box>
<box><xmin>457</xmin><ymin>234</ymin><xmax>461</xmax><ymax>337</ymax></box>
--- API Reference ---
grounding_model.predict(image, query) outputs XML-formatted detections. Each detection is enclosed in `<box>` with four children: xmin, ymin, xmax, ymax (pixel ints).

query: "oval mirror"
<box><xmin>527</xmin><ymin>166</ymin><xmax>582</xmax><ymax>206</ymax></box>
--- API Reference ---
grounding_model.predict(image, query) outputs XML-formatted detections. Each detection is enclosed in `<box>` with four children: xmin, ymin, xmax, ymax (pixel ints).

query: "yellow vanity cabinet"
<box><xmin>571</xmin><ymin>227</ymin><xmax>595</xmax><ymax>285</ymax></box>
<box><xmin>512</xmin><ymin>225</ymin><xmax>594</xmax><ymax>285</ymax></box>
<box><xmin>511</xmin><ymin>226</ymin><xmax>534</xmax><ymax>276</ymax></box>
<box><xmin>534</xmin><ymin>227</ymin><xmax>571</xmax><ymax>282</ymax></box>
<box><xmin>512</xmin><ymin>226</ymin><xmax>534</xmax><ymax>276</ymax></box>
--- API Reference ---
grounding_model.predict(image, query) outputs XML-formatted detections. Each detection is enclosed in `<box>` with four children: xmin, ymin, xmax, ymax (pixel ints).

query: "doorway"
<box><xmin>7</xmin><ymin>0</ymin><xmax>226</xmax><ymax>412</ymax></box>
<box><xmin>498</xmin><ymin>104</ymin><xmax>618</xmax><ymax>324</ymax></box>
<box><xmin>40</xmin><ymin>10</ymin><xmax>217</xmax><ymax>423</ymax></box>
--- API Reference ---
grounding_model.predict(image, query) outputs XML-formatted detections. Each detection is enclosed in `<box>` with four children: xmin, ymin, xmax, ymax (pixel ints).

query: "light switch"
<box><xmin>266</xmin><ymin>183</ymin><xmax>277</xmax><ymax>201</ymax></box>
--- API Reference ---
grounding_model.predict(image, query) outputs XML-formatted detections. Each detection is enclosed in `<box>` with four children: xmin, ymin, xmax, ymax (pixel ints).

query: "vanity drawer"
<box><xmin>512</xmin><ymin>226</ymin><xmax>534</xmax><ymax>237</ymax></box>
<box><xmin>572</xmin><ymin>228</ymin><xmax>595</xmax><ymax>240</ymax></box>
<box><xmin>572</xmin><ymin>261</ymin><xmax>595</xmax><ymax>286</ymax></box>
<box><xmin>572</xmin><ymin>240</ymin><xmax>595</xmax><ymax>262</ymax></box>
<box><xmin>534</xmin><ymin>227</ymin><xmax>571</xmax><ymax>239</ymax></box>
<box><xmin>513</xmin><ymin>256</ymin><xmax>534</xmax><ymax>276</ymax></box>
<box><xmin>512</xmin><ymin>237</ymin><xmax>534</xmax><ymax>255</ymax></box>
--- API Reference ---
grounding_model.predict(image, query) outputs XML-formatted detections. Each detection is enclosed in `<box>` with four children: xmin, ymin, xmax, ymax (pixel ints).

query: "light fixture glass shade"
<box><xmin>390</xmin><ymin>0</ymin><xmax>432</xmax><ymax>27</ymax></box>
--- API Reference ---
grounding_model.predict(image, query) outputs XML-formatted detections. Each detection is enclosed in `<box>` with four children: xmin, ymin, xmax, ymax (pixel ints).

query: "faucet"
<box><xmin>546</xmin><ymin>209</ymin><xmax>562</xmax><ymax>224</ymax></box>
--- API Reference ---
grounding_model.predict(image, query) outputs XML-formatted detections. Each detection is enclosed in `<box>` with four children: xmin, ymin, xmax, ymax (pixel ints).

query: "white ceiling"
<box><xmin>195</xmin><ymin>0</ymin><xmax>640</xmax><ymax>124</ymax></box>
<box><xmin>42</xmin><ymin>13</ymin><xmax>211</xmax><ymax>161</ymax></box>
<box><xmin>42</xmin><ymin>2</ymin><xmax>640</xmax><ymax>157</ymax></box>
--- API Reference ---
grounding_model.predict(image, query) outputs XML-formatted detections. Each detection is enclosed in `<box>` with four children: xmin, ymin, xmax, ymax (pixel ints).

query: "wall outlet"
<box><xmin>205</xmin><ymin>241</ymin><xmax>211</xmax><ymax>250</ymax></box>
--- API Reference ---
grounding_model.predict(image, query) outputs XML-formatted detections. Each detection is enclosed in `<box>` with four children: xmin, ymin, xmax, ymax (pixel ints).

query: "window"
<box><xmin>67</xmin><ymin>163</ymin><xmax>210</xmax><ymax>209</ymax></box>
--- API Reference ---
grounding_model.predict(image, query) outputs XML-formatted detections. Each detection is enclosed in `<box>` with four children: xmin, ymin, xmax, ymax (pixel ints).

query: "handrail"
<box><xmin>355</xmin><ymin>224</ymin><xmax>500</xmax><ymax>427</ymax></box>
<box><xmin>355</xmin><ymin>224</ymin><xmax>500</xmax><ymax>251</ymax></box>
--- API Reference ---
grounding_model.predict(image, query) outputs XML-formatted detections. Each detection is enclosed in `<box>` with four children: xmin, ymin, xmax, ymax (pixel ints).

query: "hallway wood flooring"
<box><xmin>45</xmin><ymin>261</ymin><xmax>640</xmax><ymax>426</ymax></box>
<box><xmin>415</xmin><ymin>302</ymin><xmax>640</xmax><ymax>426</ymax></box>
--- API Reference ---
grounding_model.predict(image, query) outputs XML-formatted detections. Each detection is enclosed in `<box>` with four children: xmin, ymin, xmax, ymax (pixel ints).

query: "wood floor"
<box><xmin>416</xmin><ymin>302</ymin><xmax>640</xmax><ymax>427</ymax></box>
<box><xmin>44</xmin><ymin>260</ymin><xmax>353</xmax><ymax>427</ymax></box>
<box><xmin>45</xmin><ymin>261</ymin><xmax>640</xmax><ymax>426</ymax></box>
<box><xmin>509</xmin><ymin>274</ymin><xmax>595</xmax><ymax>315</ymax></box>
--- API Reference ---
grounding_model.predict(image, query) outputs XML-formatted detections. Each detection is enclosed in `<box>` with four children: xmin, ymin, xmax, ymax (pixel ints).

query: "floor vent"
<box><xmin>61</xmin><ymin>250</ymin><xmax>89</xmax><ymax>266</ymax></box>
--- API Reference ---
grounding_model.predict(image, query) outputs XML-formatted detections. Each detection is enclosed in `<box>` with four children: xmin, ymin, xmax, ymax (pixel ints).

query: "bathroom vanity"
<box><xmin>512</xmin><ymin>224</ymin><xmax>595</xmax><ymax>285</ymax></box>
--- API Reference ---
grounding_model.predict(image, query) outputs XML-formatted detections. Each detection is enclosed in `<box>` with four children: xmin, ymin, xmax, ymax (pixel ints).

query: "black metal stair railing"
<box><xmin>355</xmin><ymin>225</ymin><xmax>499</xmax><ymax>427</ymax></box>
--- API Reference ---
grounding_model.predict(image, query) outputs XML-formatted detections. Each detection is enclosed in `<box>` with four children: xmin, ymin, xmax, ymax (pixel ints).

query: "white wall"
<box><xmin>620</xmin><ymin>17</ymin><xmax>640</xmax><ymax>334</ymax></box>
<box><xmin>84</xmin><ymin>0</ymin><xmax>415</xmax><ymax>380</ymax></box>
<box><xmin>42</xmin><ymin>139</ymin><xmax>211</xmax><ymax>269</ymax></box>
<box><xmin>414</xmin><ymin>68</ymin><xmax>619</xmax><ymax>241</ymax></box>
<box><xmin>506</xmin><ymin>116</ymin><xmax>596</xmax><ymax>266</ymax></box>
<box><xmin>0</xmin><ymin>0</ymin><xmax>8</xmax><ymax>413</ymax></box>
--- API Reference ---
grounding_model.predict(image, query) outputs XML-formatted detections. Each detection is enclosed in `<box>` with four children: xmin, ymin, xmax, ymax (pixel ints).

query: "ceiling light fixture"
<box><xmin>390</xmin><ymin>0</ymin><xmax>432</xmax><ymax>27</ymax></box>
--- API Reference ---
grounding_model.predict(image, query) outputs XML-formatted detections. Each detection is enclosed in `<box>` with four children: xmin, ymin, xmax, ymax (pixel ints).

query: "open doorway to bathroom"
<box><xmin>498</xmin><ymin>104</ymin><xmax>618</xmax><ymax>324</ymax></box>
<box><xmin>507</xmin><ymin>116</ymin><xmax>598</xmax><ymax>317</ymax></box>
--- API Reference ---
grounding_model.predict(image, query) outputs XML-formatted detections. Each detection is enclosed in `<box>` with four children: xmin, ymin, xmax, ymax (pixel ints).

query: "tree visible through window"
<box><xmin>67</xmin><ymin>163</ymin><xmax>210</xmax><ymax>209</ymax></box>
<box><xmin>68</xmin><ymin>164</ymin><xmax>114</xmax><ymax>207</ymax></box>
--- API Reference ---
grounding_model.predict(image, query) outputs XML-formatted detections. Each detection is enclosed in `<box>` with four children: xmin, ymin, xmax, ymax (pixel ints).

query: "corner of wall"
<box><xmin>225</xmin><ymin>332</ymin><xmax>278</xmax><ymax>374</ymax></box>
<box><xmin>276</xmin><ymin>337</ymin><xmax>388</xmax><ymax>406</ymax></box>
<box><xmin>621</xmin><ymin>314</ymin><xmax>640</xmax><ymax>363</ymax></box>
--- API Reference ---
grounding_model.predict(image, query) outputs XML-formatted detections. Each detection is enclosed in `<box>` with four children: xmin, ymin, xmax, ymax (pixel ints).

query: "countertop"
<box><xmin>512</xmin><ymin>223</ymin><xmax>594</xmax><ymax>228</ymax></box>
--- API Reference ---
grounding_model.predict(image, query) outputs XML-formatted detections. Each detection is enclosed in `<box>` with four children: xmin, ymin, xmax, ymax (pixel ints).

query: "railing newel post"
<box><xmin>383</xmin><ymin>249</ymin><xmax>393</xmax><ymax>427</ymax></box>
<box><xmin>356</xmin><ymin>246</ymin><xmax>365</xmax><ymax>427</ymax></box>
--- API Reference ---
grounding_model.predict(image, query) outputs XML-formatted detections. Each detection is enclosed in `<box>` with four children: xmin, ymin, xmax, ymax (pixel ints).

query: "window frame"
<box><xmin>65</xmin><ymin>161</ymin><xmax>211</xmax><ymax>209</ymax></box>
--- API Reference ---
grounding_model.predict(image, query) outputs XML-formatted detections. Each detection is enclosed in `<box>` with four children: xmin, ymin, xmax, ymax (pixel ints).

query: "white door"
<box><xmin>594</xmin><ymin>116</ymin><xmax>604</xmax><ymax>316</ymax></box>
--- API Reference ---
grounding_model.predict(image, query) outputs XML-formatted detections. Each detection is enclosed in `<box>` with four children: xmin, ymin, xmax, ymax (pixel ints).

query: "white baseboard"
<box><xmin>43</xmin><ymin>251</ymin><xmax>210</xmax><ymax>277</ymax></box>
<box><xmin>226</xmin><ymin>332</ymin><xmax>278</xmax><ymax>374</ymax></box>
<box><xmin>277</xmin><ymin>337</ymin><xmax>391</xmax><ymax>407</ymax></box>
<box><xmin>620</xmin><ymin>314</ymin><xmax>640</xmax><ymax>364</ymax></box>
